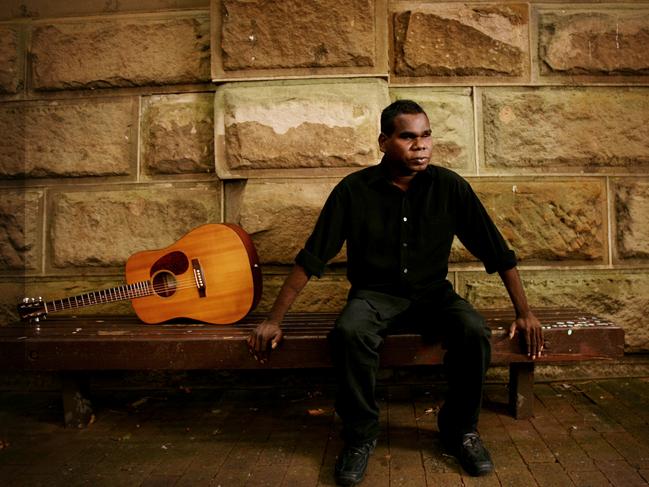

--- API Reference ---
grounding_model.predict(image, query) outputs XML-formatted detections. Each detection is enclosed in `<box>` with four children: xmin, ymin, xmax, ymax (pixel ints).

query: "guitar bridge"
<box><xmin>192</xmin><ymin>259</ymin><xmax>206</xmax><ymax>298</ymax></box>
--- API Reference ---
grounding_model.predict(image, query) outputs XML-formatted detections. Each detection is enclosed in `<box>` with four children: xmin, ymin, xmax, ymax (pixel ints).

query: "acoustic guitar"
<box><xmin>18</xmin><ymin>223</ymin><xmax>262</xmax><ymax>325</ymax></box>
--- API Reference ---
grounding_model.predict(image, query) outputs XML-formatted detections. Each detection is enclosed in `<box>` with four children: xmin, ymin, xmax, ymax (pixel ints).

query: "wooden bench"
<box><xmin>0</xmin><ymin>308</ymin><xmax>624</xmax><ymax>427</ymax></box>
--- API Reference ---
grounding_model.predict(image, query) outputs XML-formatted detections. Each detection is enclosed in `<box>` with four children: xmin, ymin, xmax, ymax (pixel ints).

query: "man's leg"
<box><xmin>437</xmin><ymin>296</ymin><xmax>491</xmax><ymax>437</ymax></box>
<box><xmin>416</xmin><ymin>293</ymin><xmax>494</xmax><ymax>476</ymax></box>
<box><xmin>329</xmin><ymin>290</ymin><xmax>409</xmax><ymax>485</ymax></box>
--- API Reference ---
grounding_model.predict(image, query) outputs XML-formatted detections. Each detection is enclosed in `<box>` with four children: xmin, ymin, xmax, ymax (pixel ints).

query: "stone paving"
<box><xmin>1</xmin><ymin>378</ymin><xmax>648</xmax><ymax>486</ymax></box>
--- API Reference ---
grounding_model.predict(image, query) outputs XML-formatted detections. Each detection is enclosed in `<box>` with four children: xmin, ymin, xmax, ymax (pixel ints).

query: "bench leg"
<box><xmin>508</xmin><ymin>362</ymin><xmax>535</xmax><ymax>419</ymax></box>
<box><xmin>61</xmin><ymin>373</ymin><xmax>94</xmax><ymax>428</ymax></box>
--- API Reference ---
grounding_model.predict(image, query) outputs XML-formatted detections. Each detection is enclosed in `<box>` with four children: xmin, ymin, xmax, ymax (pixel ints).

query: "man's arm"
<box><xmin>498</xmin><ymin>267</ymin><xmax>544</xmax><ymax>359</ymax></box>
<box><xmin>247</xmin><ymin>264</ymin><xmax>310</xmax><ymax>363</ymax></box>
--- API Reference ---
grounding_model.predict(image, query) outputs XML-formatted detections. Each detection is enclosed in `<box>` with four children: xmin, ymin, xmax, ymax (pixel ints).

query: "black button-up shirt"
<box><xmin>296</xmin><ymin>160</ymin><xmax>517</xmax><ymax>300</ymax></box>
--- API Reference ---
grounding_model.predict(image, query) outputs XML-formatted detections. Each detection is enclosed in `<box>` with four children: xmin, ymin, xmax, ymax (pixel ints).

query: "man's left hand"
<box><xmin>509</xmin><ymin>311</ymin><xmax>543</xmax><ymax>359</ymax></box>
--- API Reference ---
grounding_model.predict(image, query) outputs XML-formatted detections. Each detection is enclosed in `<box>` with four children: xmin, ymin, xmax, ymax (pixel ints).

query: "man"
<box><xmin>248</xmin><ymin>99</ymin><xmax>543</xmax><ymax>486</ymax></box>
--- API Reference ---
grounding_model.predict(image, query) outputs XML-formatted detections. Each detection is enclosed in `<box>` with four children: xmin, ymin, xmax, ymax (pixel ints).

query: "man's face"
<box><xmin>378</xmin><ymin>113</ymin><xmax>432</xmax><ymax>175</ymax></box>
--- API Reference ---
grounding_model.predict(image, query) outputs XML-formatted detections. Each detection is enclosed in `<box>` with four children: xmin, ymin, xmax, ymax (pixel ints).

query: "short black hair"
<box><xmin>380</xmin><ymin>99</ymin><xmax>426</xmax><ymax>135</ymax></box>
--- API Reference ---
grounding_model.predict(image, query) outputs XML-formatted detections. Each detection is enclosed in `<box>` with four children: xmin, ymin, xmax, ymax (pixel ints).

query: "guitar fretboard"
<box><xmin>47</xmin><ymin>281</ymin><xmax>153</xmax><ymax>312</ymax></box>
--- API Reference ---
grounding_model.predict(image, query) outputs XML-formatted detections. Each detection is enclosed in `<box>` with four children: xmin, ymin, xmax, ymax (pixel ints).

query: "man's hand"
<box><xmin>247</xmin><ymin>320</ymin><xmax>283</xmax><ymax>363</ymax></box>
<box><xmin>498</xmin><ymin>267</ymin><xmax>544</xmax><ymax>360</ymax></box>
<box><xmin>508</xmin><ymin>311</ymin><xmax>543</xmax><ymax>360</ymax></box>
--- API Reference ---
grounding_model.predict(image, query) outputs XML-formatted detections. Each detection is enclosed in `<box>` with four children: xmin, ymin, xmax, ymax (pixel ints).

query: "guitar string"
<box><xmin>50</xmin><ymin>279</ymin><xmax>204</xmax><ymax>304</ymax></box>
<box><xmin>43</xmin><ymin>276</ymin><xmax>218</xmax><ymax>311</ymax></box>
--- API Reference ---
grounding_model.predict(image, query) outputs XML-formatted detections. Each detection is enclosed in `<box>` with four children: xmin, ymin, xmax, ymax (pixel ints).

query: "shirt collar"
<box><xmin>368</xmin><ymin>157</ymin><xmax>436</xmax><ymax>188</ymax></box>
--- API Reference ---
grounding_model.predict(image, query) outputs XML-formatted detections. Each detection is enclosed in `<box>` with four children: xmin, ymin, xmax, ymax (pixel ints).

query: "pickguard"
<box><xmin>150</xmin><ymin>251</ymin><xmax>189</xmax><ymax>277</ymax></box>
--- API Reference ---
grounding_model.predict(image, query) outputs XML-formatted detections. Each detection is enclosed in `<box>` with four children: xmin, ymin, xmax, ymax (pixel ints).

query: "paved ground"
<box><xmin>1</xmin><ymin>378</ymin><xmax>648</xmax><ymax>486</ymax></box>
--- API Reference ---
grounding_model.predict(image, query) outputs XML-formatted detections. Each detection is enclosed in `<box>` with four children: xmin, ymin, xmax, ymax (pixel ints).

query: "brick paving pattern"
<box><xmin>1</xmin><ymin>378</ymin><xmax>648</xmax><ymax>486</ymax></box>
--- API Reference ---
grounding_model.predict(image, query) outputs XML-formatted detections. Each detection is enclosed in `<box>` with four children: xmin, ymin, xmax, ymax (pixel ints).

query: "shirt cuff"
<box><xmin>484</xmin><ymin>250</ymin><xmax>517</xmax><ymax>274</ymax></box>
<box><xmin>295</xmin><ymin>248</ymin><xmax>326</xmax><ymax>278</ymax></box>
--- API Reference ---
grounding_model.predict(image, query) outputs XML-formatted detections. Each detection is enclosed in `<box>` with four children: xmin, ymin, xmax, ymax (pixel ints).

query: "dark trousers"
<box><xmin>329</xmin><ymin>288</ymin><xmax>491</xmax><ymax>445</ymax></box>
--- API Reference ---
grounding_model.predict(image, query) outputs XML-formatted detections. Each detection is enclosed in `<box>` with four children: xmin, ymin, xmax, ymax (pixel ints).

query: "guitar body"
<box><xmin>125</xmin><ymin>224</ymin><xmax>262</xmax><ymax>325</ymax></box>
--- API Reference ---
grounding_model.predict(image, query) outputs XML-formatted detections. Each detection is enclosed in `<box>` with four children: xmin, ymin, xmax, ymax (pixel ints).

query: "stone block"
<box><xmin>0</xmin><ymin>278</ymin><xmax>26</xmax><ymax>323</ymax></box>
<box><xmin>213</xmin><ymin>0</ymin><xmax>387</xmax><ymax>79</ymax></box>
<box><xmin>450</xmin><ymin>179</ymin><xmax>607</xmax><ymax>265</ymax></box>
<box><xmin>0</xmin><ymin>24</ymin><xmax>22</xmax><ymax>93</ymax></box>
<box><xmin>482</xmin><ymin>88</ymin><xmax>649</xmax><ymax>173</ymax></box>
<box><xmin>613</xmin><ymin>178</ymin><xmax>649</xmax><ymax>261</ymax></box>
<box><xmin>49</xmin><ymin>184</ymin><xmax>220</xmax><ymax>268</ymax></box>
<box><xmin>456</xmin><ymin>269</ymin><xmax>649</xmax><ymax>352</ymax></box>
<box><xmin>141</xmin><ymin>93</ymin><xmax>214</xmax><ymax>176</ymax></box>
<box><xmin>237</xmin><ymin>179</ymin><xmax>343</xmax><ymax>265</ymax></box>
<box><xmin>0</xmin><ymin>189</ymin><xmax>42</xmax><ymax>271</ymax></box>
<box><xmin>392</xmin><ymin>2</ymin><xmax>529</xmax><ymax>83</ymax></box>
<box><xmin>215</xmin><ymin>79</ymin><xmax>390</xmax><ymax>178</ymax></box>
<box><xmin>237</xmin><ymin>177</ymin><xmax>606</xmax><ymax>267</ymax></box>
<box><xmin>257</xmin><ymin>272</ymin><xmax>349</xmax><ymax>313</ymax></box>
<box><xmin>538</xmin><ymin>8</ymin><xmax>649</xmax><ymax>81</ymax></box>
<box><xmin>391</xmin><ymin>88</ymin><xmax>475</xmax><ymax>173</ymax></box>
<box><xmin>0</xmin><ymin>97</ymin><xmax>135</xmax><ymax>178</ymax></box>
<box><xmin>31</xmin><ymin>14</ymin><xmax>210</xmax><ymax>91</ymax></box>
<box><xmin>0</xmin><ymin>1</ymin><xmax>209</xmax><ymax>20</ymax></box>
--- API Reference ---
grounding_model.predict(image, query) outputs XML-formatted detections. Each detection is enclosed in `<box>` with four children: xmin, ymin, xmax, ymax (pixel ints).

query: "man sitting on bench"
<box><xmin>248</xmin><ymin>99</ymin><xmax>544</xmax><ymax>486</ymax></box>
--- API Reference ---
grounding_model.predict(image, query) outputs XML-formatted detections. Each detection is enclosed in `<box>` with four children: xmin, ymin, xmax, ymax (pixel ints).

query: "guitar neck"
<box><xmin>46</xmin><ymin>281</ymin><xmax>153</xmax><ymax>313</ymax></box>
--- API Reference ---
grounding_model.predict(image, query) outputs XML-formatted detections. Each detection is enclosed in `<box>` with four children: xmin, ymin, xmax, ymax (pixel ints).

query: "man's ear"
<box><xmin>378</xmin><ymin>133</ymin><xmax>387</xmax><ymax>153</ymax></box>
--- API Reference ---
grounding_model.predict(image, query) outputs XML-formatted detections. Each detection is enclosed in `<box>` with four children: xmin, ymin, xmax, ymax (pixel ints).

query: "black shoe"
<box><xmin>451</xmin><ymin>432</ymin><xmax>494</xmax><ymax>476</ymax></box>
<box><xmin>437</xmin><ymin>407</ymin><xmax>493</xmax><ymax>476</ymax></box>
<box><xmin>334</xmin><ymin>439</ymin><xmax>377</xmax><ymax>486</ymax></box>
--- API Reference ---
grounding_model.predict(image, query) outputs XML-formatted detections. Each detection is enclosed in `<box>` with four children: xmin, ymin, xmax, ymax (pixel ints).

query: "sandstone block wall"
<box><xmin>1</xmin><ymin>0</ymin><xmax>647</xmax><ymax>352</ymax></box>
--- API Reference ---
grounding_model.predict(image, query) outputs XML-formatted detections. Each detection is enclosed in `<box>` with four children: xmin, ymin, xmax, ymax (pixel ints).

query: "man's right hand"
<box><xmin>247</xmin><ymin>320</ymin><xmax>283</xmax><ymax>363</ymax></box>
<box><xmin>246</xmin><ymin>264</ymin><xmax>309</xmax><ymax>363</ymax></box>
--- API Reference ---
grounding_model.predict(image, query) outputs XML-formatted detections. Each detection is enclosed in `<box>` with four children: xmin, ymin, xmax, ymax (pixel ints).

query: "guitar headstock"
<box><xmin>18</xmin><ymin>297</ymin><xmax>47</xmax><ymax>323</ymax></box>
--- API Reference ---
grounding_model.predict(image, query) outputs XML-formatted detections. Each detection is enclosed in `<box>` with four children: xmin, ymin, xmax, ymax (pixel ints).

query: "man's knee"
<box><xmin>443</xmin><ymin>307</ymin><xmax>491</xmax><ymax>373</ymax></box>
<box><xmin>444</xmin><ymin>307</ymin><xmax>491</xmax><ymax>347</ymax></box>
<box><xmin>460</xmin><ymin>311</ymin><xmax>490</xmax><ymax>340</ymax></box>
<box><xmin>330</xmin><ymin>299</ymin><xmax>382</xmax><ymax>349</ymax></box>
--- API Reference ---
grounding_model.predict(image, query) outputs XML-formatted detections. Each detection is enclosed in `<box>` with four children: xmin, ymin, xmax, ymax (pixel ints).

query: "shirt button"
<box><xmin>403</xmin><ymin>243</ymin><xmax>408</xmax><ymax>247</ymax></box>
<box><xmin>403</xmin><ymin>268</ymin><xmax>408</xmax><ymax>274</ymax></box>
<box><xmin>403</xmin><ymin>217</ymin><xmax>408</xmax><ymax>222</ymax></box>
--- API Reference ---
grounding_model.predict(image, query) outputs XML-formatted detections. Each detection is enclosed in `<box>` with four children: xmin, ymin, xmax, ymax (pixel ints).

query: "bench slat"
<box><xmin>0</xmin><ymin>309</ymin><xmax>624</xmax><ymax>371</ymax></box>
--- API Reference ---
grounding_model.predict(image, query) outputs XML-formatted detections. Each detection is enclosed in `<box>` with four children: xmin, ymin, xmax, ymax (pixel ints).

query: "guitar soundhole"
<box><xmin>152</xmin><ymin>271</ymin><xmax>177</xmax><ymax>298</ymax></box>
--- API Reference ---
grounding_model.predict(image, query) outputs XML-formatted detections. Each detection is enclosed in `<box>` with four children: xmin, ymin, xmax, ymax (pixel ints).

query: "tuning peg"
<box><xmin>23</xmin><ymin>297</ymin><xmax>29</xmax><ymax>303</ymax></box>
